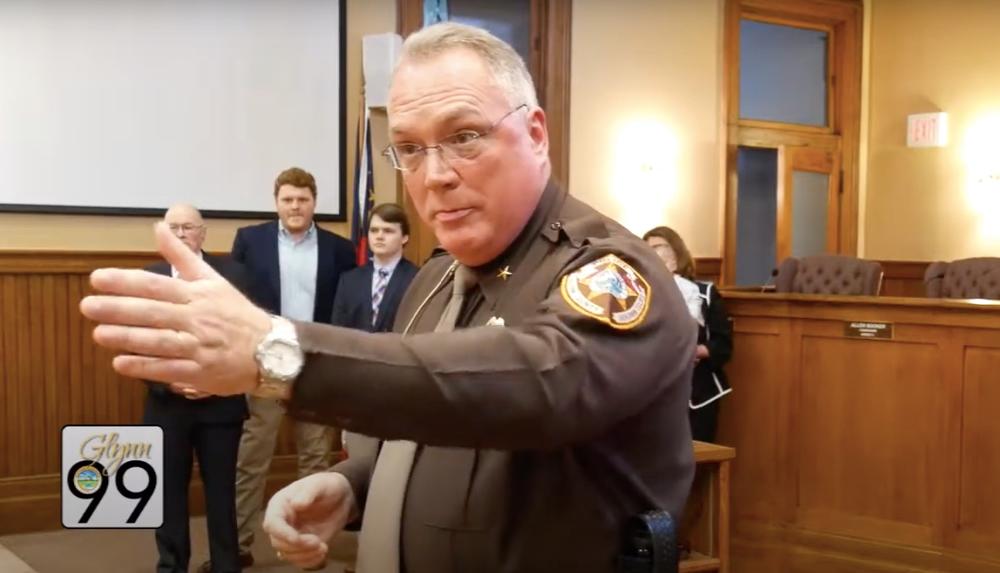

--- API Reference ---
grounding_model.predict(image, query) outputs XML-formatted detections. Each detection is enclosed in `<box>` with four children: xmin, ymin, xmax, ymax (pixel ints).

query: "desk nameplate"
<box><xmin>844</xmin><ymin>321</ymin><xmax>894</xmax><ymax>339</ymax></box>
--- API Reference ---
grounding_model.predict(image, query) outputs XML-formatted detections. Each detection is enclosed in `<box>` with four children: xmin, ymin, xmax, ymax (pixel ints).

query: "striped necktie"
<box><xmin>355</xmin><ymin>264</ymin><xmax>478</xmax><ymax>573</ymax></box>
<box><xmin>371</xmin><ymin>267</ymin><xmax>390</xmax><ymax>328</ymax></box>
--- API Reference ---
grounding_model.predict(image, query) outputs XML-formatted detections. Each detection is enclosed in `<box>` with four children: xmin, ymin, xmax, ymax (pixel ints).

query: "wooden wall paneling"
<box><xmin>13</xmin><ymin>276</ymin><xmax>31</xmax><ymax>477</ymax></box>
<box><xmin>52</xmin><ymin>276</ymin><xmax>70</xmax><ymax>457</ymax></box>
<box><xmin>3</xmin><ymin>275</ymin><xmax>20</xmax><ymax>477</ymax></box>
<box><xmin>694</xmin><ymin>257</ymin><xmax>723</xmax><ymax>285</ymax></box>
<box><xmin>0</xmin><ymin>251</ymin><xmax>327</xmax><ymax>532</ymax></box>
<box><xmin>29</xmin><ymin>275</ymin><xmax>46</xmax><ymax>474</ymax></box>
<box><xmin>719</xmin><ymin>292</ymin><xmax>1000</xmax><ymax>572</ymax></box>
<box><xmin>794</xmin><ymin>329</ymin><xmax>943</xmax><ymax>546</ymax></box>
<box><xmin>879</xmin><ymin>260</ymin><xmax>930</xmax><ymax>298</ymax></box>
<box><xmin>539</xmin><ymin>0</ymin><xmax>572</xmax><ymax>189</ymax></box>
<box><xmin>732</xmin><ymin>520</ymin><xmax>1000</xmax><ymax>573</ymax></box>
<box><xmin>955</xmin><ymin>336</ymin><xmax>1000</xmax><ymax>558</ymax></box>
<box><xmin>0</xmin><ymin>276</ymin><xmax>7</xmax><ymax>478</ymax></box>
<box><xmin>937</xmin><ymin>327</ymin><xmax>967</xmax><ymax>552</ymax></box>
<box><xmin>42</xmin><ymin>275</ymin><xmax>58</xmax><ymax>473</ymax></box>
<box><xmin>717</xmin><ymin>316</ymin><xmax>795</xmax><ymax>523</ymax></box>
<box><xmin>69</xmin><ymin>275</ymin><xmax>84</xmax><ymax>425</ymax></box>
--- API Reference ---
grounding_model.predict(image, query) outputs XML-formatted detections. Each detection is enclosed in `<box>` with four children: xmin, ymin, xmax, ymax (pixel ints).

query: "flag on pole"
<box><xmin>351</xmin><ymin>106</ymin><xmax>375</xmax><ymax>266</ymax></box>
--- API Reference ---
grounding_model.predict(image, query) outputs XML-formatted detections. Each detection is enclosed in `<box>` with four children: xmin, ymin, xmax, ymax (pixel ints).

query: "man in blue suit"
<box><xmin>331</xmin><ymin>203</ymin><xmax>417</xmax><ymax>472</ymax></box>
<box><xmin>330</xmin><ymin>202</ymin><xmax>418</xmax><ymax>334</ymax></box>
<box><xmin>208</xmin><ymin>167</ymin><xmax>356</xmax><ymax>571</ymax></box>
<box><xmin>145</xmin><ymin>204</ymin><xmax>248</xmax><ymax>573</ymax></box>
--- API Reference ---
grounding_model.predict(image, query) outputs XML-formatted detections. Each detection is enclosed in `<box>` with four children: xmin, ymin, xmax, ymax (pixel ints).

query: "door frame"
<box><xmin>722</xmin><ymin>0</ymin><xmax>862</xmax><ymax>284</ymax></box>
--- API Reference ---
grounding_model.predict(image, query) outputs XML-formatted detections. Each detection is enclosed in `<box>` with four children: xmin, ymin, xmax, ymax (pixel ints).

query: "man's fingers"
<box><xmin>110</xmin><ymin>355</ymin><xmax>207</xmax><ymax>387</ymax></box>
<box><xmin>271</xmin><ymin>533</ymin><xmax>324</xmax><ymax>553</ymax></box>
<box><xmin>93</xmin><ymin>325</ymin><xmax>198</xmax><ymax>358</ymax></box>
<box><xmin>81</xmin><ymin>294</ymin><xmax>191</xmax><ymax>331</ymax></box>
<box><xmin>155</xmin><ymin>222</ymin><xmax>221</xmax><ymax>281</ymax></box>
<box><xmin>276</xmin><ymin>543</ymin><xmax>327</xmax><ymax>569</ymax></box>
<box><xmin>89</xmin><ymin>268</ymin><xmax>191</xmax><ymax>303</ymax></box>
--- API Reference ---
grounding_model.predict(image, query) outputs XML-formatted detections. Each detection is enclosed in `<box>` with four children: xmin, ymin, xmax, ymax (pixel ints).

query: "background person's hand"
<box><xmin>694</xmin><ymin>344</ymin><xmax>710</xmax><ymax>363</ymax></box>
<box><xmin>80</xmin><ymin>222</ymin><xmax>271</xmax><ymax>396</ymax></box>
<box><xmin>263</xmin><ymin>472</ymin><xmax>357</xmax><ymax>570</ymax></box>
<box><xmin>166</xmin><ymin>382</ymin><xmax>209</xmax><ymax>400</ymax></box>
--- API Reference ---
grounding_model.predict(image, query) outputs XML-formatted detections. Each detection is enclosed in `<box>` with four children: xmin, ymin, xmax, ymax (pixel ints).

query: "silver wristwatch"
<box><xmin>253</xmin><ymin>315</ymin><xmax>305</xmax><ymax>399</ymax></box>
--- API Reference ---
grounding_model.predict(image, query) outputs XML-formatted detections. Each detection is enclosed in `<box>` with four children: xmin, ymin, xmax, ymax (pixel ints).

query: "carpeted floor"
<box><xmin>0</xmin><ymin>515</ymin><xmax>357</xmax><ymax>573</ymax></box>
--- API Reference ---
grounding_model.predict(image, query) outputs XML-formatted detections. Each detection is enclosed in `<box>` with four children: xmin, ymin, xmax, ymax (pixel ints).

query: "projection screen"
<box><xmin>0</xmin><ymin>0</ymin><xmax>346</xmax><ymax>220</ymax></box>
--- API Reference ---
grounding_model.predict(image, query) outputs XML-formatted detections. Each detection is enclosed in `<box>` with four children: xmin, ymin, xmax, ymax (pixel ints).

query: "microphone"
<box><xmin>760</xmin><ymin>268</ymin><xmax>778</xmax><ymax>293</ymax></box>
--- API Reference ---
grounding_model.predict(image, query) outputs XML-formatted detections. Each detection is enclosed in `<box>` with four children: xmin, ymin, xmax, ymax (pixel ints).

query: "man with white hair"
<box><xmin>82</xmin><ymin>23</ymin><xmax>695</xmax><ymax>572</ymax></box>
<box><xmin>143</xmin><ymin>204</ymin><xmax>248</xmax><ymax>573</ymax></box>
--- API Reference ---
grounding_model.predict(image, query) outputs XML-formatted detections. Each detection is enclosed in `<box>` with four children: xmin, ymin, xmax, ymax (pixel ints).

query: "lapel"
<box><xmin>361</xmin><ymin>263</ymin><xmax>376</xmax><ymax>328</ymax></box>
<box><xmin>202</xmin><ymin>252</ymin><xmax>221</xmax><ymax>274</ymax></box>
<box><xmin>315</xmin><ymin>228</ymin><xmax>333</xmax><ymax>318</ymax></box>
<box><xmin>149</xmin><ymin>261</ymin><xmax>171</xmax><ymax>277</ymax></box>
<box><xmin>264</xmin><ymin>221</ymin><xmax>281</xmax><ymax>304</ymax></box>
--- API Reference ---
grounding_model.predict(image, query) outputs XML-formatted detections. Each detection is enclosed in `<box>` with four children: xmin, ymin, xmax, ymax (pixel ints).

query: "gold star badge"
<box><xmin>497</xmin><ymin>266</ymin><xmax>513</xmax><ymax>281</ymax></box>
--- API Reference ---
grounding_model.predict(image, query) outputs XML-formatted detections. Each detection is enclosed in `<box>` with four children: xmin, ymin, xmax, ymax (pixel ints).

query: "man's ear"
<box><xmin>526</xmin><ymin>107</ymin><xmax>549</xmax><ymax>158</ymax></box>
<box><xmin>402</xmin><ymin>234</ymin><xmax>410</xmax><ymax>246</ymax></box>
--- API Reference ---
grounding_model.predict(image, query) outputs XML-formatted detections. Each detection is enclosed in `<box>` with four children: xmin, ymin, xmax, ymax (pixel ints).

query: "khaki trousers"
<box><xmin>234</xmin><ymin>394</ymin><xmax>332</xmax><ymax>550</ymax></box>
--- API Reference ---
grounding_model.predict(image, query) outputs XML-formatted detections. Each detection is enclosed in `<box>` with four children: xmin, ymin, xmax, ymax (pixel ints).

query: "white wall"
<box><xmin>570</xmin><ymin>0</ymin><xmax>725</xmax><ymax>257</ymax></box>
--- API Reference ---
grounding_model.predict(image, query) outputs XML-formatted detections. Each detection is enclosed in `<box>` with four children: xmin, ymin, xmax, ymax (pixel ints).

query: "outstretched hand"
<box><xmin>79</xmin><ymin>222</ymin><xmax>271</xmax><ymax>396</ymax></box>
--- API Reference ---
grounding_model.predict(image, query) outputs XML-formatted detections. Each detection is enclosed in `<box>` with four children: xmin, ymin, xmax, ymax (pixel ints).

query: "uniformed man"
<box><xmin>80</xmin><ymin>22</ymin><xmax>696</xmax><ymax>573</ymax></box>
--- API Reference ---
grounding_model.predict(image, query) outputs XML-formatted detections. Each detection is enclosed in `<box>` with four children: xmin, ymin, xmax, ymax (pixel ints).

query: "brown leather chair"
<box><xmin>924</xmin><ymin>257</ymin><xmax>1000</xmax><ymax>299</ymax></box>
<box><xmin>775</xmin><ymin>255</ymin><xmax>884</xmax><ymax>295</ymax></box>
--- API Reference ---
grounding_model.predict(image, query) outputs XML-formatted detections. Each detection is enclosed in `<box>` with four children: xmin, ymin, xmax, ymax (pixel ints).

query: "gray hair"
<box><xmin>397</xmin><ymin>22</ymin><xmax>538</xmax><ymax>108</ymax></box>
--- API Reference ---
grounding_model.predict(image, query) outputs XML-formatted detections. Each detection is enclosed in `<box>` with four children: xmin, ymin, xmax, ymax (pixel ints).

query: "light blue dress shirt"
<box><xmin>278</xmin><ymin>222</ymin><xmax>318</xmax><ymax>322</ymax></box>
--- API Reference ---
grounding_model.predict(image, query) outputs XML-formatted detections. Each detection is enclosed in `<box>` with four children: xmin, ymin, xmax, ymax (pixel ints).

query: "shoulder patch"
<box><xmin>560</xmin><ymin>254</ymin><xmax>651</xmax><ymax>330</ymax></box>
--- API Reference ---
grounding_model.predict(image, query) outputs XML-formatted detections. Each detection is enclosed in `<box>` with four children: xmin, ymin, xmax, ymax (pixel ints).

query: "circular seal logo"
<box><xmin>73</xmin><ymin>464</ymin><xmax>103</xmax><ymax>494</ymax></box>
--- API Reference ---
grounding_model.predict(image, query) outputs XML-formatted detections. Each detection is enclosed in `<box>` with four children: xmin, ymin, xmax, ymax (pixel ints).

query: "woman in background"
<box><xmin>643</xmin><ymin>226</ymin><xmax>733</xmax><ymax>442</ymax></box>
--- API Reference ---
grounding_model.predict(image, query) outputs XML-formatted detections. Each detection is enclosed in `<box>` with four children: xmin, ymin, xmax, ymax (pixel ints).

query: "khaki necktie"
<box><xmin>355</xmin><ymin>264</ymin><xmax>477</xmax><ymax>573</ymax></box>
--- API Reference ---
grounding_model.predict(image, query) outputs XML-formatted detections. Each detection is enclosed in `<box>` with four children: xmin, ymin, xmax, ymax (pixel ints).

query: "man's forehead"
<box><xmin>388</xmin><ymin>52</ymin><xmax>503</xmax><ymax>115</ymax></box>
<box><xmin>277</xmin><ymin>185</ymin><xmax>312</xmax><ymax>197</ymax></box>
<box><xmin>370</xmin><ymin>216</ymin><xmax>401</xmax><ymax>229</ymax></box>
<box><xmin>165</xmin><ymin>206</ymin><xmax>201</xmax><ymax>222</ymax></box>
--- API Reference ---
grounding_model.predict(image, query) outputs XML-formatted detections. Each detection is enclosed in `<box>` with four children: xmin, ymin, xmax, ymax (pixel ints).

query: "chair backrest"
<box><xmin>924</xmin><ymin>257</ymin><xmax>1000</xmax><ymax>299</ymax></box>
<box><xmin>775</xmin><ymin>255</ymin><xmax>883</xmax><ymax>296</ymax></box>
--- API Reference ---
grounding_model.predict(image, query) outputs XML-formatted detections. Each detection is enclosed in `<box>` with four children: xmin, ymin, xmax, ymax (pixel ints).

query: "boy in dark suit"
<box><xmin>330</xmin><ymin>202</ymin><xmax>418</xmax><ymax>334</ymax></box>
<box><xmin>214</xmin><ymin>167</ymin><xmax>356</xmax><ymax>571</ymax></box>
<box><xmin>144</xmin><ymin>204</ymin><xmax>248</xmax><ymax>573</ymax></box>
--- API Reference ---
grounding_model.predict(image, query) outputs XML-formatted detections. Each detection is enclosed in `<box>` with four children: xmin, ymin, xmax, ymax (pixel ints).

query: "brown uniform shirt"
<box><xmin>289</xmin><ymin>182</ymin><xmax>696</xmax><ymax>572</ymax></box>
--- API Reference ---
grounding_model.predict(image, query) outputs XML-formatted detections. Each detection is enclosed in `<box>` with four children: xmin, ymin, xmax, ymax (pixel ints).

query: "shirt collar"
<box><xmin>373</xmin><ymin>254</ymin><xmax>402</xmax><ymax>276</ymax></box>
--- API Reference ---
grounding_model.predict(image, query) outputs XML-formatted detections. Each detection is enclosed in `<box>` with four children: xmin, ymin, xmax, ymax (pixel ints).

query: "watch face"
<box><xmin>264</xmin><ymin>339</ymin><xmax>303</xmax><ymax>379</ymax></box>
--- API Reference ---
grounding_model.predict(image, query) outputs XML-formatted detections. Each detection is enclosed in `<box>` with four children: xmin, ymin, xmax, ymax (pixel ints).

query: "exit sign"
<box><xmin>907</xmin><ymin>112</ymin><xmax>948</xmax><ymax>148</ymax></box>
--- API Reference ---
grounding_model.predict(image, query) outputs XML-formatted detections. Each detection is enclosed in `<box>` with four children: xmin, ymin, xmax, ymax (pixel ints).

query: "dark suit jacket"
<box><xmin>691</xmin><ymin>281</ymin><xmax>733</xmax><ymax>409</ymax></box>
<box><xmin>144</xmin><ymin>254</ymin><xmax>248</xmax><ymax>424</ymax></box>
<box><xmin>231</xmin><ymin>221</ymin><xmax>356</xmax><ymax>324</ymax></box>
<box><xmin>330</xmin><ymin>259</ymin><xmax>418</xmax><ymax>333</ymax></box>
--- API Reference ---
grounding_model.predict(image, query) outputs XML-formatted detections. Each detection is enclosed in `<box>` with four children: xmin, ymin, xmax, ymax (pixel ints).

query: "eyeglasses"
<box><xmin>382</xmin><ymin>104</ymin><xmax>528</xmax><ymax>171</ymax></box>
<box><xmin>168</xmin><ymin>223</ymin><xmax>203</xmax><ymax>234</ymax></box>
